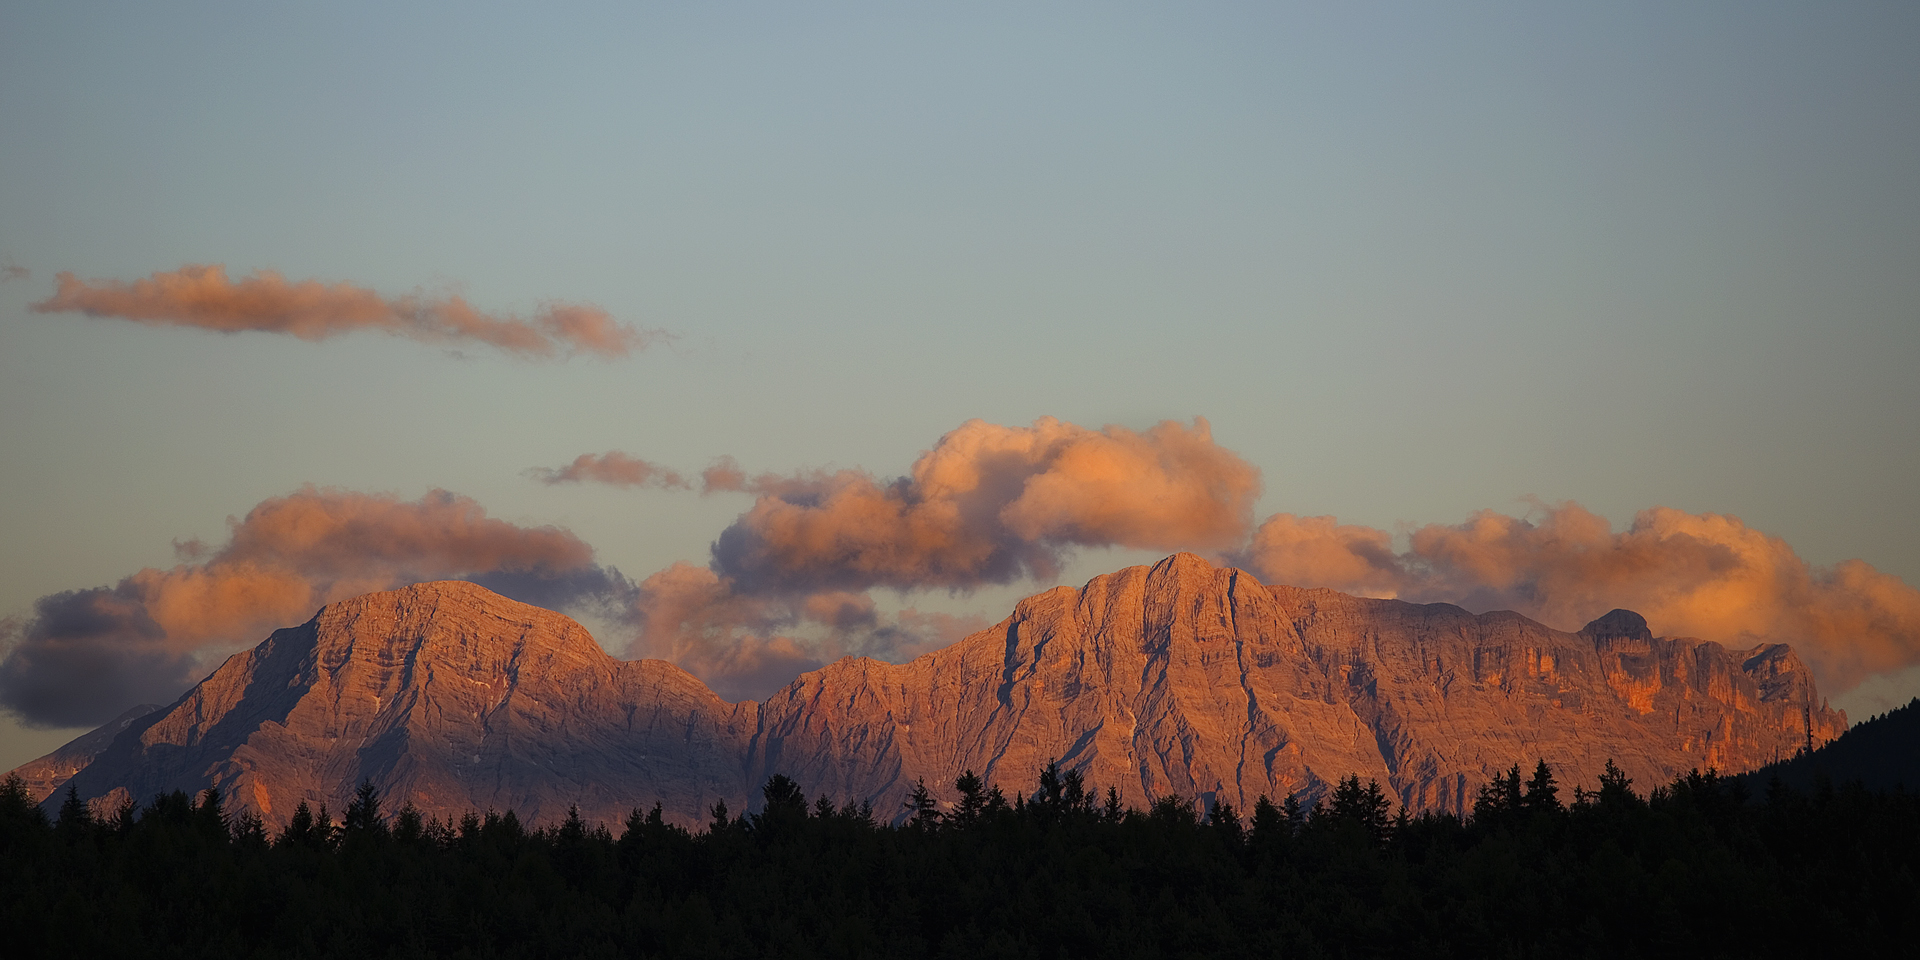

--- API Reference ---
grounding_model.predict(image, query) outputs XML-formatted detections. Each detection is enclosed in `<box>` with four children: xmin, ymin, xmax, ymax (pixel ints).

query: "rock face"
<box><xmin>751</xmin><ymin>554</ymin><xmax>1843</xmax><ymax>816</ymax></box>
<box><xmin>44</xmin><ymin>581</ymin><xmax>754</xmax><ymax>827</ymax></box>
<box><xmin>11</xmin><ymin>703</ymin><xmax>161</xmax><ymax>803</ymax></box>
<box><xmin>17</xmin><ymin>556</ymin><xmax>1845</xmax><ymax>826</ymax></box>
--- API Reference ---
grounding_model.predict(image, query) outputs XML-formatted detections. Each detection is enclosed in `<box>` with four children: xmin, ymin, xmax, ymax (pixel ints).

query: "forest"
<box><xmin>5</xmin><ymin>746</ymin><xmax>1917</xmax><ymax>960</ymax></box>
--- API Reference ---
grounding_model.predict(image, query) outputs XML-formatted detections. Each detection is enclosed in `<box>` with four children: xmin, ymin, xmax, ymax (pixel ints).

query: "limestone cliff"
<box><xmin>44</xmin><ymin>581</ymin><xmax>754</xmax><ymax>827</ymax></box>
<box><xmin>752</xmin><ymin>554</ymin><xmax>1842</xmax><ymax>816</ymax></box>
<box><xmin>11</xmin><ymin>703</ymin><xmax>161</xmax><ymax>803</ymax></box>
<box><xmin>16</xmin><ymin>557</ymin><xmax>1844</xmax><ymax>826</ymax></box>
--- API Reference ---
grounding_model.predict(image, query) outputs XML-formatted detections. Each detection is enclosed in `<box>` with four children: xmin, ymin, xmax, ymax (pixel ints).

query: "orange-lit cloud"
<box><xmin>1235</xmin><ymin>502</ymin><xmax>1920</xmax><ymax>696</ymax></box>
<box><xmin>711</xmin><ymin>416</ymin><xmax>1262</xmax><ymax>593</ymax></box>
<box><xmin>529</xmin><ymin>452</ymin><xmax>690</xmax><ymax>489</ymax></box>
<box><xmin>31</xmin><ymin>264</ymin><xmax>656</xmax><ymax>359</ymax></box>
<box><xmin>0</xmin><ymin>487</ymin><xmax>629</xmax><ymax>728</ymax></box>
<box><xmin>627</xmin><ymin>563</ymin><xmax>986</xmax><ymax>702</ymax></box>
<box><xmin>700</xmin><ymin>456</ymin><xmax>751</xmax><ymax>493</ymax></box>
<box><xmin>606</xmin><ymin>416</ymin><xmax>1254</xmax><ymax>698</ymax></box>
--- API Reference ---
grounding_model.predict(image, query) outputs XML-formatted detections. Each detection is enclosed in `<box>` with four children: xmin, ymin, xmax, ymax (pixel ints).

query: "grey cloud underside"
<box><xmin>0</xmin><ymin>589</ymin><xmax>200</xmax><ymax>729</ymax></box>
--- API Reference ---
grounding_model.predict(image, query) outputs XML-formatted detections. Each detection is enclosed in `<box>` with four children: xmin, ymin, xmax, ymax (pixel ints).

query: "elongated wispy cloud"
<box><xmin>31</xmin><ymin>264</ymin><xmax>656</xmax><ymax>359</ymax></box>
<box><xmin>529</xmin><ymin>452</ymin><xmax>690</xmax><ymax>489</ymax></box>
<box><xmin>0</xmin><ymin>487</ymin><xmax>631</xmax><ymax>728</ymax></box>
<box><xmin>1233</xmin><ymin>503</ymin><xmax>1920</xmax><ymax>697</ymax></box>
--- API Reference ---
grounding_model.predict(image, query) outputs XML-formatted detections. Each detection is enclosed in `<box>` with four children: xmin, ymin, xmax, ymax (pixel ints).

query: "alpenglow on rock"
<box><xmin>32</xmin><ymin>581</ymin><xmax>756</xmax><ymax>826</ymax></box>
<box><xmin>18</xmin><ymin>556</ymin><xmax>1844</xmax><ymax>826</ymax></box>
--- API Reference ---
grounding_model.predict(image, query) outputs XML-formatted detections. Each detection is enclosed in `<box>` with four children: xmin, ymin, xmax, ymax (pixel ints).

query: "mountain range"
<box><xmin>13</xmin><ymin>553</ymin><xmax>1845</xmax><ymax>827</ymax></box>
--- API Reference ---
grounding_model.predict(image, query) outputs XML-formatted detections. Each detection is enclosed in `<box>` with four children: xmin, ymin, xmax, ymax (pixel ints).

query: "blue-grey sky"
<box><xmin>3</xmin><ymin>1</ymin><xmax>1917</xmax><ymax>769</ymax></box>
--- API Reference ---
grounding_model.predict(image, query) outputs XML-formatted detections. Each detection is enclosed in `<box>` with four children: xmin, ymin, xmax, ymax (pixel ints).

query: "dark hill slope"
<box><xmin>1742</xmin><ymin>697</ymin><xmax>1920</xmax><ymax>793</ymax></box>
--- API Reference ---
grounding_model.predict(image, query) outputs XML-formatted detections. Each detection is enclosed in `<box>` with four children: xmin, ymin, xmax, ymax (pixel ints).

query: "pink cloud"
<box><xmin>32</xmin><ymin>264</ymin><xmax>658</xmax><ymax>359</ymax></box>
<box><xmin>0</xmin><ymin>487</ymin><xmax>626</xmax><ymax>727</ymax></box>
<box><xmin>530</xmin><ymin>452</ymin><xmax>690</xmax><ymax>489</ymax></box>
<box><xmin>1235</xmin><ymin>502</ymin><xmax>1920</xmax><ymax>697</ymax></box>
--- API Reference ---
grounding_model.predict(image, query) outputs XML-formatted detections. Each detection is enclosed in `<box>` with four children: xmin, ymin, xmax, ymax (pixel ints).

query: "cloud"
<box><xmin>0</xmin><ymin>486</ymin><xmax>630</xmax><ymax>728</ymax></box>
<box><xmin>625</xmin><ymin>563</ymin><xmax>986</xmax><ymax>702</ymax></box>
<box><xmin>0</xmin><ymin>589</ymin><xmax>197</xmax><ymax>730</ymax></box>
<box><xmin>1234</xmin><ymin>502</ymin><xmax>1920</xmax><ymax>697</ymax></box>
<box><xmin>1236</xmin><ymin>514</ymin><xmax>1408</xmax><ymax>599</ymax></box>
<box><xmin>700</xmin><ymin>456</ymin><xmax>751</xmax><ymax>494</ymax></box>
<box><xmin>541</xmin><ymin>417</ymin><xmax>1256</xmax><ymax>697</ymax></box>
<box><xmin>0</xmin><ymin>258</ymin><xmax>27</xmax><ymax>282</ymax></box>
<box><xmin>528</xmin><ymin>452</ymin><xmax>690</xmax><ymax>489</ymax></box>
<box><xmin>710</xmin><ymin>416</ymin><xmax>1262</xmax><ymax>594</ymax></box>
<box><xmin>30</xmin><ymin>264</ymin><xmax>658</xmax><ymax>359</ymax></box>
<box><xmin>606</xmin><ymin>416</ymin><xmax>1255</xmax><ymax>698</ymax></box>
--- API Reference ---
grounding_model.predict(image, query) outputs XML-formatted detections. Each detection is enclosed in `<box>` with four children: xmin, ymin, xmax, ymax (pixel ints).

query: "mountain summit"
<box><xmin>47</xmin><ymin>581</ymin><xmax>753</xmax><ymax>825</ymax></box>
<box><xmin>747</xmin><ymin>552</ymin><xmax>1842</xmax><ymax>815</ymax></box>
<box><xmin>21</xmin><ymin>557</ymin><xmax>1843</xmax><ymax>825</ymax></box>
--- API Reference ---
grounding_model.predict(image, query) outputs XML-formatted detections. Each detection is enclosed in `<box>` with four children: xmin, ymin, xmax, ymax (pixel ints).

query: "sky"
<box><xmin>2</xmin><ymin>0</ymin><xmax>1917</xmax><ymax>770</ymax></box>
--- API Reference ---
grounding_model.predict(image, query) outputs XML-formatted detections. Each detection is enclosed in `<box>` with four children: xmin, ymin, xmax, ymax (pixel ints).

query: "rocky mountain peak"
<box><xmin>1580</xmin><ymin>608</ymin><xmax>1655</xmax><ymax>644</ymax></box>
<box><xmin>303</xmin><ymin>578</ymin><xmax>607</xmax><ymax>668</ymax></box>
<box><xmin>18</xmin><ymin>556</ymin><xmax>1848</xmax><ymax>828</ymax></box>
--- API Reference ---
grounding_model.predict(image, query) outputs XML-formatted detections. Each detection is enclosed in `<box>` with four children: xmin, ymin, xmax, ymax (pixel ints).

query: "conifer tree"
<box><xmin>193</xmin><ymin>787</ymin><xmax>227</xmax><ymax>841</ymax></box>
<box><xmin>1209</xmin><ymin>799</ymin><xmax>1244</xmax><ymax>846</ymax></box>
<box><xmin>343</xmin><ymin>780</ymin><xmax>388</xmax><ymax>842</ymax></box>
<box><xmin>1597</xmin><ymin>759</ymin><xmax>1639</xmax><ymax>809</ymax></box>
<box><xmin>1251</xmin><ymin>794</ymin><xmax>1284</xmax><ymax>841</ymax></box>
<box><xmin>1282</xmin><ymin>792</ymin><xmax>1308</xmax><ymax>834</ymax></box>
<box><xmin>1523</xmin><ymin>759</ymin><xmax>1561</xmax><ymax>815</ymax></box>
<box><xmin>55</xmin><ymin>783</ymin><xmax>92</xmax><ymax>837</ymax></box>
<box><xmin>905</xmin><ymin>777</ymin><xmax>940</xmax><ymax>828</ymax></box>
<box><xmin>951</xmin><ymin>770</ymin><xmax>988</xmax><ymax>827</ymax></box>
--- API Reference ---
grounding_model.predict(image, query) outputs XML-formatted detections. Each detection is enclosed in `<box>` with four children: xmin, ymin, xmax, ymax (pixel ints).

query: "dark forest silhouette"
<box><xmin>1741</xmin><ymin>696</ymin><xmax>1920</xmax><ymax>794</ymax></box>
<box><xmin>5</xmin><ymin>739</ymin><xmax>1918</xmax><ymax>958</ymax></box>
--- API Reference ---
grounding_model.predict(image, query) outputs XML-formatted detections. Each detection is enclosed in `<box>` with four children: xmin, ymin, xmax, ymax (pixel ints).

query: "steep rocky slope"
<box><xmin>752</xmin><ymin>553</ymin><xmax>1842</xmax><ymax>816</ymax></box>
<box><xmin>47</xmin><ymin>581</ymin><xmax>754</xmax><ymax>827</ymax></box>
<box><xmin>12</xmin><ymin>703</ymin><xmax>160</xmax><ymax>803</ymax></box>
<box><xmin>17</xmin><ymin>556</ymin><xmax>1844</xmax><ymax>825</ymax></box>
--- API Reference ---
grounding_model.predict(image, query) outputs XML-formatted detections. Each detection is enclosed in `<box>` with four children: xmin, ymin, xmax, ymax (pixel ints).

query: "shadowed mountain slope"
<box><xmin>10</xmin><ymin>703</ymin><xmax>160</xmax><ymax>803</ymax></box>
<box><xmin>17</xmin><ymin>556</ymin><xmax>1843</xmax><ymax>826</ymax></box>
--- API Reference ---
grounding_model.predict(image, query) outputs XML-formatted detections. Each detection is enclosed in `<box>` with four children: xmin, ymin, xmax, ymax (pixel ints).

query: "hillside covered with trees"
<box><xmin>1741</xmin><ymin>697</ymin><xmax>1920</xmax><ymax>794</ymax></box>
<box><xmin>4</xmin><ymin>755</ymin><xmax>1916</xmax><ymax>958</ymax></box>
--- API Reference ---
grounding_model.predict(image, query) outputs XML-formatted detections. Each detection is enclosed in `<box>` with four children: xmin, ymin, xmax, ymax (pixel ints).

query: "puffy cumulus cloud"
<box><xmin>0</xmin><ymin>487</ymin><xmax>629</xmax><ymax>728</ymax></box>
<box><xmin>1235</xmin><ymin>502</ymin><xmax>1920</xmax><ymax>696</ymax></box>
<box><xmin>711</xmin><ymin>416</ymin><xmax>1261</xmax><ymax>594</ymax></box>
<box><xmin>31</xmin><ymin>264</ymin><xmax>658</xmax><ymax>359</ymax></box>
<box><xmin>1237</xmin><ymin>514</ymin><xmax>1408</xmax><ymax>599</ymax></box>
<box><xmin>0</xmin><ymin>589</ymin><xmax>196</xmax><ymax>730</ymax></box>
<box><xmin>607</xmin><ymin>416</ymin><xmax>1245</xmax><ymax>697</ymax></box>
<box><xmin>626</xmin><ymin>564</ymin><xmax>988</xmax><ymax>702</ymax></box>
<box><xmin>626</xmin><ymin>564</ymin><xmax>824</xmax><ymax>702</ymax></box>
<box><xmin>528</xmin><ymin>452</ymin><xmax>690</xmax><ymax>489</ymax></box>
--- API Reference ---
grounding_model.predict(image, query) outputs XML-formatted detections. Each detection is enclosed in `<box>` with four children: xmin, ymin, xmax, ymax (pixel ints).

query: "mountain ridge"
<box><xmin>16</xmin><ymin>555</ymin><xmax>1844</xmax><ymax>827</ymax></box>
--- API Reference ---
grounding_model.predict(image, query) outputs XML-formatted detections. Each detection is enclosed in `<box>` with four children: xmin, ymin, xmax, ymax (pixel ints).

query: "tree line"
<box><xmin>3</xmin><ymin>757</ymin><xmax>1916</xmax><ymax>958</ymax></box>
